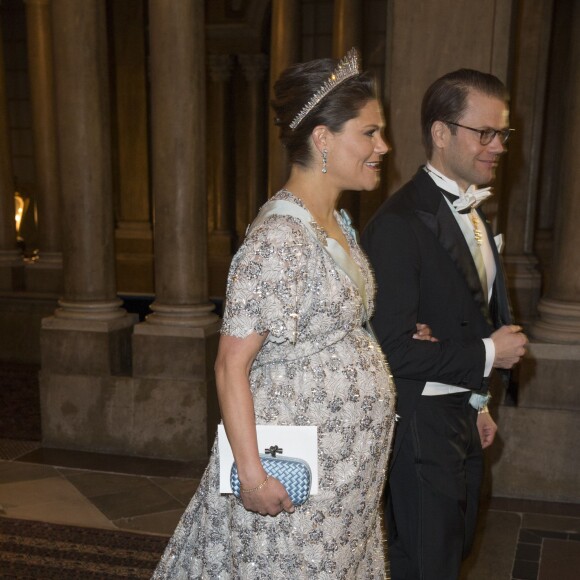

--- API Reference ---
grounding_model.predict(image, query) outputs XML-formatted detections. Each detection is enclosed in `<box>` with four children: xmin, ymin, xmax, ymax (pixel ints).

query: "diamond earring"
<box><xmin>322</xmin><ymin>149</ymin><xmax>328</xmax><ymax>174</ymax></box>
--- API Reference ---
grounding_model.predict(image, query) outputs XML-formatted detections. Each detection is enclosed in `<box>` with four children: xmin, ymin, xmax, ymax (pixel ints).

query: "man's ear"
<box><xmin>431</xmin><ymin>120</ymin><xmax>449</xmax><ymax>150</ymax></box>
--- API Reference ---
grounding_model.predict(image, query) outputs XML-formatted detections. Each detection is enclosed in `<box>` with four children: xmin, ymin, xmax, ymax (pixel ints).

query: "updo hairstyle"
<box><xmin>271</xmin><ymin>58</ymin><xmax>377</xmax><ymax>168</ymax></box>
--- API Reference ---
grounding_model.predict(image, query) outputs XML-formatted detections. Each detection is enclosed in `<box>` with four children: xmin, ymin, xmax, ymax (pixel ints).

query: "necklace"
<box><xmin>470</xmin><ymin>210</ymin><xmax>483</xmax><ymax>246</ymax></box>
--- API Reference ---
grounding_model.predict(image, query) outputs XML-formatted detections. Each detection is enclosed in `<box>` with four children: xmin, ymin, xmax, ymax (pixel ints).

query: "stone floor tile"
<box><xmin>538</xmin><ymin>538</ymin><xmax>580</xmax><ymax>580</ymax></box>
<box><xmin>515</xmin><ymin>542</ymin><xmax>540</xmax><ymax>562</ymax></box>
<box><xmin>113</xmin><ymin>508</ymin><xmax>185</xmax><ymax>536</ymax></box>
<box><xmin>490</xmin><ymin>497</ymin><xmax>580</xmax><ymax>517</ymax></box>
<box><xmin>512</xmin><ymin>558</ymin><xmax>539</xmax><ymax>580</ymax></box>
<box><xmin>460</xmin><ymin>510</ymin><xmax>521</xmax><ymax>580</ymax></box>
<box><xmin>0</xmin><ymin>475</ymin><xmax>86</xmax><ymax>509</ymax></box>
<box><xmin>86</xmin><ymin>480</ymin><xmax>183</xmax><ymax>520</ymax></box>
<box><xmin>0</xmin><ymin>460</ymin><xmax>57</xmax><ymax>484</ymax></box>
<box><xmin>4</xmin><ymin>497</ymin><xmax>116</xmax><ymax>529</ymax></box>
<box><xmin>63</xmin><ymin>470</ymin><xmax>153</xmax><ymax>497</ymax></box>
<box><xmin>522</xmin><ymin>513</ymin><xmax>580</xmax><ymax>534</ymax></box>
<box><xmin>518</xmin><ymin>529</ymin><xmax>543</xmax><ymax>544</ymax></box>
<box><xmin>148</xmin><ymin>476</ymin><xmax>200</xmax><ymax>505</ymax></box>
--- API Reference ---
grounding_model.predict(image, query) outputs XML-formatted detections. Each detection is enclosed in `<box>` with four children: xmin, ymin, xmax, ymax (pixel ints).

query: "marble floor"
<box><xmin>0</xmin><ymin>438</ymin><xmax>579</xmax><ymax>579</ymax></box>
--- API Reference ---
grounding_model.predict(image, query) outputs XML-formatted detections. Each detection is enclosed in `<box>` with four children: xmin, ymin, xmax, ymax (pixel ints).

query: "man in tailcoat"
<box><xmin>362</xmin><ymin>69</ymin><xmax>528</xmax><ymax>580</ymax></box>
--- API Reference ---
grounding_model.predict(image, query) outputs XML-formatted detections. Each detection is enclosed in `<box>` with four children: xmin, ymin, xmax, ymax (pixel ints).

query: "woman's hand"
<box><xmin>239</xmin><ymin>472</ymin><xmax>295</xmax><ymax>516</ymax></box>
<box><xmin>413</xmin><ymin>323</ymin><xmax>439</xmax><ymax>342</ymax></box>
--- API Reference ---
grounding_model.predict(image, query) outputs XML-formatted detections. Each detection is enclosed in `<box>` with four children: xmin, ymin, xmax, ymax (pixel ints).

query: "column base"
<box><xmin>503</xmin><ymin>254</ymin><xmax>542</xmax><ymax>327</ymax></box>
<box><xmin>486</xmin><ymin>342</ymin><xmax>580</xmax><ymax>503</ymax></box>
<box><xmin>40</xmin><ymin>373</ymin><xmax>215</xmax><ymax>461</ymax></box>
<box><xmin>131</xmin><ymin>317</ymin><xmax>221</xmax><ymax>459</ymax></box>
<box><xmin>41</xmin><ymin>305</ymin><xmax>137</xmax><ymax>375</ymax></box>
<box><xmin>531</xmin><ymin>297</ymin><xmax>580</xmax><ymax>344</ymax></box>
<box><xmin>143</xmin><ymin>301</ymin><xmax>219</xmax><ymax>328</ymax></box>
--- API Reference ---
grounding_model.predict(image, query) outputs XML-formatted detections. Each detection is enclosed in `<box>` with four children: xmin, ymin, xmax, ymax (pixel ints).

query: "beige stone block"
<box><xmin>40</xmin><ymin>323</ymin><xmax>134</xmax><ymax>376</ymax></box>
<box><xmin>40</xmin><ymin>373</ymin><xmax>217</xmax><ymax>461</ymax></box>
<box><xmin>131</xmin><ymin>377</ymin><xmax>215</xmax><ymax>460</ymax></box>
<box><xmin>40</xmin><ymin>374</ymin><xmax>134</xmax><ymax>451</ymax></box>
<box><xmin>132</xmin><ymin>330</ymin><xmax>219</xmax><ymax>381</ymax></box>
<box><xmin>518</xmin><ymin>343</ymin><xmax>580</xmax><ymax>409</ymax></box>
<box><xmin>490</xmin><ymin>406</ymin><xmax>580</xmax><ymax>503</ymax></box>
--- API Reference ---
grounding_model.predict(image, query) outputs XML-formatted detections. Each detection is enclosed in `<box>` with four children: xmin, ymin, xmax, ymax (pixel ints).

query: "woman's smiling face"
<box><xmin>324</xmin><ymin>99</ymin><xmax>390</xmax><ymax>192</ymax></box>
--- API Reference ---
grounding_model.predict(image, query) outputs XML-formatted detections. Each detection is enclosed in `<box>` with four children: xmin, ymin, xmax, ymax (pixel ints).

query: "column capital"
<box><xmin>238</xmin><ymin>53</ymin><xmax>269</xmax><ymax>83</ymax></box>
<box><xmin>207</xmin><ymin>54</ymin><xmax>234</xmax><ymax>83</ymax></box>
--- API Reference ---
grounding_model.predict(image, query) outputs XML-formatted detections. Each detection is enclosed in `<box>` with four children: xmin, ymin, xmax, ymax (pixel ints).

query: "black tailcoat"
<box><xmin>361</xmin><ymin>167</ymin><xmax>511</xmax><ymax>464</ymax></box>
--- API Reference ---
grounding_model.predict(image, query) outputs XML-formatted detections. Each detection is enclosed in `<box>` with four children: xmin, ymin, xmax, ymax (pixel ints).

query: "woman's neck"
<box><xmin>284</xmin><ymin>168</ymin><xmax>341</xmax><ymax>228</ymax></box>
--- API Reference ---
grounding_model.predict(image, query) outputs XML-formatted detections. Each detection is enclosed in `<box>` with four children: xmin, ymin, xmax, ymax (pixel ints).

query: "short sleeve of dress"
<box><xmin>220</xmin><ymin>216</ymin><xmax>309</xmax><ymax>343</ymax></box>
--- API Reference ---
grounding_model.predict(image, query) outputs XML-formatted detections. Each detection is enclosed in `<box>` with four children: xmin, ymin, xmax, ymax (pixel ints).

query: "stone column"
<box><xmin>40</xmin><ymin>0</ymin><xmax>136</xmax><ymax>453</ymax></box>
<box><xmin>207</xmin><ymin>54</ymin><xmax>235</xmax><ymax>297</ymax></box>
<box><xmin>500</xmin><ymin>0</ymin><xmax>553</xmax><ymax>327</ymax></box>
<box><xmin>534</xmin><ymin>0</ymin><xmax>573</xmax><ymax>295</ymax></box>
<box><xmin>24</xmin><ymin>0</ymin><xmax>62</xmax><ymax>293</ymax></box>
<box><xmin>268</xmin><ymin>0</ymin><xmax>301</xmax><ymax>195</ymax></box>
<box><xmin>238</xmin><ymin>54</ymin><xmax>268</xmax><ymax>239</ymax></box>
<box><xmin>490</xmin><ymin>0</ymin><xmax>580</xmax><ymax>505</ymax></box>
<box><xmin>0</xmin><ymin>18</ymin><xmax>21</xmax><ymax>291</ymax></box>
<box><xmin>532</xmin><ymin>2</ymin><xmax>580</xmax><ymax>345</ymax></box>
<box><xmin>110</xmin><ymin>0</ymin><xmax>153</xmax><ymax>294</ymax></box>
<box><xmin>333</xmin><ymin>0</ymin><xmax>362</xmax><ymax>224</ymax></box>
<box><xmin>132</xmin><ymin>0</ymin><xmax>220</xmax><ymax>462</ymax></box>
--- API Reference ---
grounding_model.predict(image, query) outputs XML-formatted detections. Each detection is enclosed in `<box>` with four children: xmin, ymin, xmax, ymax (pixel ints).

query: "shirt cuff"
<box><xmin>483</xmin><ymin>338</ymin><xmax>495</xmax><ymax>377</ymax></box>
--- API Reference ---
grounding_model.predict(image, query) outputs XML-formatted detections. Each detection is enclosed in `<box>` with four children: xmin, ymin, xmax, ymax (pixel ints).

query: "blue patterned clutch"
<box><xmin>230</xmin><ymin>452</ymin><xmax>312</xmax><ymax>506</ymax></box>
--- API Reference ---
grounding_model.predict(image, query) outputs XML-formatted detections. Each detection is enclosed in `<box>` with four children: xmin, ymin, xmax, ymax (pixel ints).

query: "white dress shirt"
<box><xmin>421</xmin><ymin>164</ymin><xmax>496</xmax><ymax>396</ymax></box>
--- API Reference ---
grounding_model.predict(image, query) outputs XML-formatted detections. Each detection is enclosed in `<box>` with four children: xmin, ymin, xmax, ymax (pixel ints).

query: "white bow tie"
<box><xmin>452</xmin><ymin>186</ymin><xmax>493</xmax><ymax>213</ymax></box>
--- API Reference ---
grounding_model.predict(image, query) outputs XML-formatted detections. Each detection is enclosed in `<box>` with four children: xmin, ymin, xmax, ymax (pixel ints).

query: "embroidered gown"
<box><xmin>152</xmin><ymin>190</ymin><xmax>397</xmax><ymax>579</ymax></box>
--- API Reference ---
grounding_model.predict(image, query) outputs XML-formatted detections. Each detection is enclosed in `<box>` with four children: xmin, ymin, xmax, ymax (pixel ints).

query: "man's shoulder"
<box><xmin>367</xmin><ymin>168</ymin><xmax>429</xmax><ymax>226</ymax></box>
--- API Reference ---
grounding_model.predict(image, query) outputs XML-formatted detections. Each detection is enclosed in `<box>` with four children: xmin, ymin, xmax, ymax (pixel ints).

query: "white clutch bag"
<box><xmin>217</xmin><ymin>424</ymin><xmax>318</xmax><ymax>495</ymax></box>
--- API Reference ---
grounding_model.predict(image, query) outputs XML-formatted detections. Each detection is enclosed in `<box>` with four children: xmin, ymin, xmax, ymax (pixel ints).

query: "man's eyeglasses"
<box><xmin>446</xmin><ymin>121</ymin><xmax>515</xmax><ymax>146</ymax></box>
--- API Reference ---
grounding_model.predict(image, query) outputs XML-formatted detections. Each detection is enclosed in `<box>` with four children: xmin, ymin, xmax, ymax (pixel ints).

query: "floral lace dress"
<box><xmin>152</xmin><ymin>190</ymin><xmax>396</xmax><ymax>579</ymax></box>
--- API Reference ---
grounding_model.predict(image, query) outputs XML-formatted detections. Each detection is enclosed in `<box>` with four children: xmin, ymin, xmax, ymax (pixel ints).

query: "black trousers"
<box><xmin>386</xmin><ymin>392</ymin><xmax>483</xmax><ymax>580</ymax></box>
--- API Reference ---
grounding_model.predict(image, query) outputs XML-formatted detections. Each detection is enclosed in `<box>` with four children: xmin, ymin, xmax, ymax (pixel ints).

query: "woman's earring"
<box><xmin>322</xmin><ymin>149</ymin><xmax>328</xmax><ymax>174</ymax></box>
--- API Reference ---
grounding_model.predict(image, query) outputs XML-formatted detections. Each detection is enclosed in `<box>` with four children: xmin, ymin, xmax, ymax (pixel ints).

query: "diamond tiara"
<box><xmin>289</xmin><ymin>48</ymin><xmax>361</xmax><ymax>130</ymax></box>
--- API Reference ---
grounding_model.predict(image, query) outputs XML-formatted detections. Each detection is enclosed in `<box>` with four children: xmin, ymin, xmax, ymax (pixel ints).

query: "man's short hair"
<box><xmin>421</xmin><ymin>69</ymin><xmax>509</xmax><ymax>158</ymax></box>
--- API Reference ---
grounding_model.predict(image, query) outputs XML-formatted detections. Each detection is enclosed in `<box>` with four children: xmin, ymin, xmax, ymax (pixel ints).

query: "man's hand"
<box><xmin>413</xmin><ymin>323</ymin><xmax>439</xmax><ymax>342</ymax></box>
<box><xmin>476</xmin><ymin>410</ymin><xmax>497</xmax><ymax>449</ymax></box>
<box><xmin>491</xmin><ymin>325</ymin><xmax>528</xmax><ymax>368</ymax></box>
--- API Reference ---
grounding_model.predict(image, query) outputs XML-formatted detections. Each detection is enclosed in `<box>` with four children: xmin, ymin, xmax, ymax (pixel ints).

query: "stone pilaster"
<box><xmin>333</xmin><ymin>0</ymin><xmax>363</xmax><ymax>224</ymax></box>
<box><xmin>490</xmin><ymin>0</ymin><xmax>580</xmax><ymax>505</ymax></box>
<box><xmin>237</xmin><ymin>54</ymin><xmax>268</xmax><ymax>240</ymax></box>
<box><xmin>131</xmin><ymin>0</ymin><xmax>219</xmax><ymax>461</ymax></box>
<box><xmin>24</xmin><ymin>0</ymin><xmax>63</xmax><ymax>294</ymax></box>
<box><xmin>500</xmin><ymin>0</ymin><xmax>554</xmax><ymax>327</ymax></box>
<box><xmin>531</xmin><ymin>0</ymin><xmax>580</xmax><ymax>345</ymax></box>
<box><xmin>0</xmin><ymin>17</ymin><xmax>21</xmax><ymax>291</ymax></box>
<box><xmin>268</xmin><ymin>0</ymin><xmax>301</xmax><ymax>195</ymax></box>
<box><xmin>110</xmin><ymin>0</ymin><xmax>153</xmax><ymax>294</ymax></box>
<box><xmin>207</xmin><ymin>54</ymin><xmax>235</xmax><ymax>297</ymax></box>
<box><xmin>40</xmin><ymin>0</ymin><xmax>136</xmax><ymax>451</ymax></box>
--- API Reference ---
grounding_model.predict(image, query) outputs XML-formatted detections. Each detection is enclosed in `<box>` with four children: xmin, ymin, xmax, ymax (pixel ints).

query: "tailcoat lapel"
<box><xmin>478</xmin><ymin>209</ymin><xmax>513</xmax><ymax>327</ymax></box>
<box><xmin>411</xmin><ymin>169</ymin><xmax>491</xmax><ymax>323</ymax></box>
